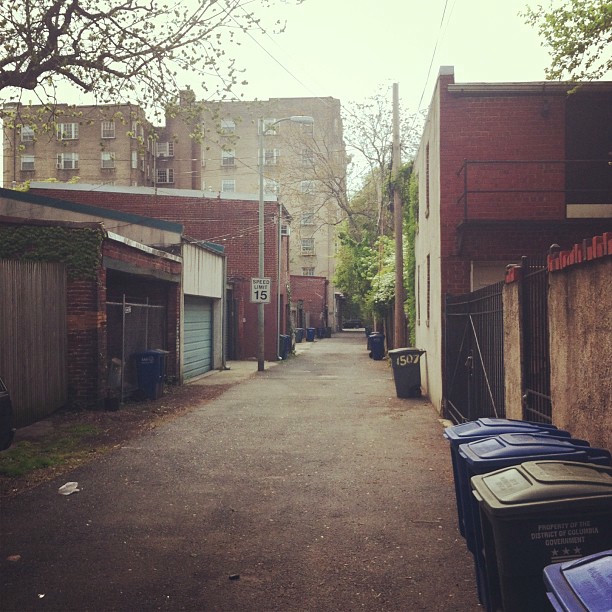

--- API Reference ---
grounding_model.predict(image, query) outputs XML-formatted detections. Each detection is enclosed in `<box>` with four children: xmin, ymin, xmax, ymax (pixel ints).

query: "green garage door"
<box><xmin>184</xmin><ymin>296</ymin><xmax>213</xmax><ymax>379</ymax></box>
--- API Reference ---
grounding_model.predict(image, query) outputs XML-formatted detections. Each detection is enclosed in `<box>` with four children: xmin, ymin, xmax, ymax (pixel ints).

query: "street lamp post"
<box><xmin>257</xmin><ymin>115</ymin><xmax>314</xmax><ymax>372</ymax></box>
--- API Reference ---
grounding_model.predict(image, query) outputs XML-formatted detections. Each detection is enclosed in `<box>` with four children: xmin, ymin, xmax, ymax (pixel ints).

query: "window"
<box><xmin>260</xmin><ymin>118</ymin><xmax>277</xmax><ymax>134</ymax></box>
<box><xmin>101</xmin><ymin>151</ymin><xmax>116</xmax><ymax>169</ymax></box>
<box><xmin>221</xmin><ymin>179</ymin><xmax>236</xmax><ymax>193</ymax></box>
<box><xmin>299</xmin><ymin>180</ymin><xmax>315</xmax><ymax>194</ymax></box>
<box><xmin>221</xmin><ymin>119</ymin><xmax>235</xmax><ymax>134</ymax></box>
<box><xmin>300</xmin><ymin>212</ymin><xmax>315</xmax><ymax>225</ymax></box>
<box><xmin>157</xmin><ymin>168</ymin><xmax>174</xmax><ymax>183</ymax></box>
<box><xmin>140</xmin><ymin>155</ymin><xmax>145</xmax><ymax>171</ymax></box>
<box><xmin>101</xmin><ymin>120</ymin><xmax>115</xmax><ymax>138</ymax></box>
<box><xmin>56</xmin><ymin>122</ymin><xmax>79</xmax><ymax>140</ymax></box>
<box><xmin>264</xmin><ymin>148</ymin><xmax>279</xmax><ymax>166</ymax></box>
<box><xmin>301</xmin><ymin>238</ymin><xmax>315</xmax><ymax>255</ymax></box>
<box><xmin>302</xmin><ymin>267</ymin><xmax>315</xmax><ymax>276</ymax></box>
<box><xmin>264</xmin><ymin>178</ymin><xmax>279</xmax><ymax>194</ymax></box>
<box><xmin>416</xmin><ymin>265</ymin><xmax>421</xmax><ymax>326</ymax></box>
<box><xmin>157</xmin><ymin>141</ymin><xmax>174</xmax><ymax>157</ymax></box>
<box><xmin>20</xmin><ymin>155</ymin><xmax>35</xmax><ymax>170</ymax></box>
<box><xmin>131</xmin><ymin>151</ymin><xmax>138</xmax><ymax>169</ymax></box>
<box><xmin>222</xmin><ymin>149</ymin><xmax>235</xmax><ymax>167</ymax></box>
<box><xmin>20</xmin><ymin>126</ymin><xmax>35</xmax><ymax>142</ymax></box>
<box><xmin>56</xmin><ymin>153</ymin><xmax>79</xmax><ymax>169</ymax></box>
<box><xmin>131</xmin><ymin>121</ymin><xmax>144</xmax><ymax>139</ymax></box>
<box><xmin>301</xmin><ymin>148</ymin><xmax>314</xmax><ymax>166</ymax></box>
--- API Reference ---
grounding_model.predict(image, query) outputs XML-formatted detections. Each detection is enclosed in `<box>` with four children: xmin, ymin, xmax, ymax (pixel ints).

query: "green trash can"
<box><xmin>471</xmin><ymin>460</ymin><xmax>612</xmax><ymax>612</ymax></box>
<box><xmin>388</xmin><ymin>348</ymin><xmax>425</xmax><ymax>398</ymax></box>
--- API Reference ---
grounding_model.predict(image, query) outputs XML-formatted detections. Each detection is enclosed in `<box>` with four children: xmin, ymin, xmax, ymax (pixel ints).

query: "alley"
<box><xmin>1</xmin><ymin>333</ymin><xmax>480</xmax><ymax>611</ymax></box>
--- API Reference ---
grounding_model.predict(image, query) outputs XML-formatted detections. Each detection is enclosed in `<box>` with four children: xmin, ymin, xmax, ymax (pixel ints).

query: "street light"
<box><xmin>257</xmin><ymin>115</ymin><xmax>314</xmax><ymax>372</ymax></box>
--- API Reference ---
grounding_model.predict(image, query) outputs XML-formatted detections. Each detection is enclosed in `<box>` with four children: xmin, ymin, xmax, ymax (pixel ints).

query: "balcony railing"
<box><xmin>456</xmin><ymin>159</ymin><xmax>611</xmax><ymax>222</ymax></box>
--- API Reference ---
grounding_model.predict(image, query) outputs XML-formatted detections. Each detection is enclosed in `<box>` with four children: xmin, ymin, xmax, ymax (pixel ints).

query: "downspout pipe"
<box><xmin>277</xmin><ymin>199</ymin><xmax>282</xmax><ymax>359</ymax></box>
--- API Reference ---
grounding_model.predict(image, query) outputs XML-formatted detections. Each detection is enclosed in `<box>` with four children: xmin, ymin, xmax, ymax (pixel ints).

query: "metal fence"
<box><xmin>0</xmin><ymin>260</ymin><xmax>67</xmax><ymax>427</ymax></box>
<box><xmin>444</xmin><ymin>281</ymin><xmax>505</xmax><ymax>423</ymax></box>
<box><xmin>106</xmin><ymin>296</ymin><xmax>166</xmax><ymax>402</ymax></box>
<box><xmin>520</xmin><ymin>256</ymin><xmax>552</xmax><ymax>423</ymax></box>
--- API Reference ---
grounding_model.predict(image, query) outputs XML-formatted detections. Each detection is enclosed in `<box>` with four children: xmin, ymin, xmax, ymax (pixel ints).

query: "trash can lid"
<box><xmin>471</xmin><ymin>461</ymin><xmax>612</xmax><ymax>516</ymax></box>
<box><xmin>388</xmin><ymin>348</ymin><xmax>425</xmax><ymax>356</ymax></box>
<box><xmin>543</xmin><ymin>549</ymin><xmax>612</xmax><ymax>612</ymax></box>
<box><xmin>444</xmin><ymin>419</ymin><xmax>569</xmax><ymax>444</ymax></box>
<box><xmin>459</xmin><ymin>434</ymin><xmax>591</xmax><ymax>469</ymax></box>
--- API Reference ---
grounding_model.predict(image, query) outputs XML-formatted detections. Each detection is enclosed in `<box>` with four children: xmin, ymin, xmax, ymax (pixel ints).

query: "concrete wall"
<box><xmin>548</xmin><ymin>257</ymin><xmax>611</xmax><ymax>449</ymax></box>
<box><xmin>502</xmin><ymin>279</ymin><xmax>524</xmax><ymax>421</ymax></box>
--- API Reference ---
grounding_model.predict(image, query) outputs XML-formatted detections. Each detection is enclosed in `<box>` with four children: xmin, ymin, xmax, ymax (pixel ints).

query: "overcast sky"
<box><xmin>214</xmin><ymin>0</ymin><xmax>571</xmax><ymax>113</ymax></box>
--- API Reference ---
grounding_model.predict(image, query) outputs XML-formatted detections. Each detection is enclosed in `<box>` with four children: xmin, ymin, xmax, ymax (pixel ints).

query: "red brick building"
<box><xmin>28</xmin><ymin>184</ymin><xmax>291</xmax><ymax>361</ymax></box>
<box><xmin>290</xmin><ymin>274</ymin><xmax>329</xmax><ymax>331</ymax></box>
<box><xmin>413</xmin><ymin>67</ymin><xmax>612</xmax><ymax>412</ymax></box>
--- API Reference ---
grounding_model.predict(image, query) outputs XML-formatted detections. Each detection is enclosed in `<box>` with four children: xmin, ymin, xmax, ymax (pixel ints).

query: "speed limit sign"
<box><xmin>251</xmin><ymin>278</ymin><xmax>271</xmax><ymax>303</ymax></box>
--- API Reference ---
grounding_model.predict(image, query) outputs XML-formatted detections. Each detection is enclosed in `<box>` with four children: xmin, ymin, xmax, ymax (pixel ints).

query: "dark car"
<box><xmin>0</xmin><ymin>377</ymin><xmax>15</xmax><ymax>451</ymax></box>
<box><xmin>343</xmin><ymin>319</ymin><xmax>362</xmax><ymax>329</ymax></box>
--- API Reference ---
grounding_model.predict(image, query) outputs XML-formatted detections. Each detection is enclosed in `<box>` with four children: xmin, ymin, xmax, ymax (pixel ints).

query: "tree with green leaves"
<box><xmin>0</xmin><ymin>1</ymin><xmax>302</xmax><ymax>111</ymax></box>
<box><xmin>523</xmin><ymin>0</ymin><xmax>612</xmax><ymax>80</ymax></box>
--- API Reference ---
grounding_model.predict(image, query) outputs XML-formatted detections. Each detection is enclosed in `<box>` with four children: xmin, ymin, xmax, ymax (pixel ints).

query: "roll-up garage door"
<box><xmin>184</xmin><ymin>296</ymin><xmax>213</xmax><ymax>379</ymax></box>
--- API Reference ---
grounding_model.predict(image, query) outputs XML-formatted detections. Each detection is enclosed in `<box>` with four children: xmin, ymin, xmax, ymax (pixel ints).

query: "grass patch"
<box><xmin>0</xmin><ymin>424</ymin><xmax>102</xmax><ymax>478</ymax></box>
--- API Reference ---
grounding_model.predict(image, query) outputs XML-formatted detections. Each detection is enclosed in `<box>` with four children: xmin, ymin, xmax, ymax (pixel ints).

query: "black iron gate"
<box><xmin>520</xmin><ymin>256</ymin><xmax>552</xmax><ymax>423</ymax></box>
<box><xmin>444</xmin><ymin>281</ymin><xmax>505</xmax><ymax>423</ymax></box>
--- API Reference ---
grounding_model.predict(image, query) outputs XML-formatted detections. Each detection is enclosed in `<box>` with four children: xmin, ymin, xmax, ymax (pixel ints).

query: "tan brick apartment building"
<box><xmin>3</xmin><ymin>95</ymin><xmax>346</xmax><ymax>330</ymax></box>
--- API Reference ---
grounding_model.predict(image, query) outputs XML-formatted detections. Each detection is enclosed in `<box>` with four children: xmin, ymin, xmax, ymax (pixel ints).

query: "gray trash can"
<box><xmin>388</xmin><ymin>348</ymin><xmax>425</xmax><ymax>398</ymax></box>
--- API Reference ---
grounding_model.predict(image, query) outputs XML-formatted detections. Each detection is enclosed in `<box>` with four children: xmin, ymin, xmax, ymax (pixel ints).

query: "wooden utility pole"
<box><xmin>392</xmin><ymin>83</ymin><xmax>406</xmax><ymax>348</ymax></box>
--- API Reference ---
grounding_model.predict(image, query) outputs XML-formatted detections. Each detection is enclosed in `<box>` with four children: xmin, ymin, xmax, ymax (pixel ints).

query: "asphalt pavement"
<box><xmin>1</xmin><ymin>332</ymin><xmax>480</xmax><ymax>611</ymax></box>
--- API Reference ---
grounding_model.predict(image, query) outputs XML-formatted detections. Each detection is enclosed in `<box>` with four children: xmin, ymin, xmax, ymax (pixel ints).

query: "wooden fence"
<box><xmin>0</xmin><ymin>260</ymin><xmax>67</xmax><ymax>427</ymax></box>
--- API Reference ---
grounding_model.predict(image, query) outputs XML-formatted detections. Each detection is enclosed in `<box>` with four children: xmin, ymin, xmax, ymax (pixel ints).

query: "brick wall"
<box><xmin>290</xmin><ymin>275</ymin><xmax>328</xmax><ymax>328</ymax></box>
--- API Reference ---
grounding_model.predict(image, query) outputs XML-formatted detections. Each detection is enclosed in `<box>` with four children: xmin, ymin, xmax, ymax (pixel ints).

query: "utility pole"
<box><xmin>392</xmin><ymin>83</ymin><xmax>406</xmax><ymax>349</ymax></box>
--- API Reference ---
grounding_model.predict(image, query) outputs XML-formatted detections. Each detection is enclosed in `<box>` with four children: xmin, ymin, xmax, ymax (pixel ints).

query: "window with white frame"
<box><xmin>131</xmin><ymin>120</ymin><xmax>138</xmax><ymax>138</ymax></box>
<box><xmin>157</xmin><ymin>141</ymin><xmax>175</xmax><ymax>157</ymax></box>
<box><xmin>56</xmin><ymin>122</ymin><xmax>79</xmax><ymax>140</ymax></box>
<box><xmin>221</xmin><ymin>179</ymin><xmax>236</xmax><ymax>192</ymax></box>
<box><xmin>301</xmin><ymin>238</ymin><xmax>315</xmax><ymax>255</ymax></box>
<box><xmin>261</xmin><ymin>118</ymin><xmax>277</xmax><ymax>134</ymax></box>
<box><xmin>131</xmin><ymin>151</ymin><xmax>137</xmax><ymax>169</ymax></box>
<box><xmin>302</xmin><ymin>267</ymin><xmax>315</xmax><ymax>276</ymax></box>
<box><xmin>57</xmin><ymin>152</ymin><xmax>79</xmax><ymax>170</ymax></box>
<box><xmin>301</xmin><ymin>148</ymin><xmax>314</xmax><ymax>166</ymax></box>
<box><xmin>20</xmin><ymin>155</ymin><xmax>35</xmax><ymax>170</ymax></box>
<box><xmin>264</xmin><ymin>178</ymin><xmax>279</xmax><ymax>194</ymax></box>
<box><xmin>300</xmin><ymin>180</ymin><xmax>315</xmax><ymax>194</ymax></box>
<box><xmin>157</xmin><ymin>168</ymin><xmax>174</xmax><ymax>183</ymax></box>
<box><xmin>20</xmin><ymin>125</ymin><xmax>35</xmax><ymax>142</ymax></box>
<box><xmin>101</xmin><ymin>120</ymin><xmax>115</xmax><ymax>138</ymax></box>
<box><xmin>300</xmin><ymin>211</ymin><xmax>315</xmax><ymax>225</ymax></box>
<box><xmin>264</xmin><ymin>148</ymin><xmax>279</xmax><ymax>166</ymax></box>
<box><xmin>101</xmin><ymin>151</ymin><xmax>116</xmax><ymax>169</ymax></box>
<box><xmin>140</xmin><ymin>155</ymin><xmax>145</xmax><ymax>171</ymax></box>
<box><xmin>221</xmin><ymin>149</ymin><xmax>235</xmax><ymax>166</ymax></box>
<box><xmin>221</xmin><ymin>119</ymin><xmax>235</xmax><ymax>134</ymax></box>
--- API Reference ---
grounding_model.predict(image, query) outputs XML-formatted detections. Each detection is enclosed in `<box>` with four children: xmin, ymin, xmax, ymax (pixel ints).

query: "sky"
<box><xmin>212</xmin><ymin>0</ymin><xmax>567</xmax><ymax>114</ymax></box>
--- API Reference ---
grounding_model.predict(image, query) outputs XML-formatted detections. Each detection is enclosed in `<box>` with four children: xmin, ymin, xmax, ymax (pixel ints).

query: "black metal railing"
<box><xmin>444</xmin><ymin>281</ymin><xmax>505</xmax><ymax>424</ymax></box>
<box><xmin>456</xmin><ymin>159</ymin><xmax>612</xmax><ymax>221</ymax></box>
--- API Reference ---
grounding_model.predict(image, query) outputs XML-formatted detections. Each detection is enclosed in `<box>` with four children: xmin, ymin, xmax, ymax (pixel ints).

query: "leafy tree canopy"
<box><xmin>0</xmin><ymin>1</ymin><xmax>302</xmax><ymax>113</ymax></box>
<box><xmin>523</xmin><ymin>0</ymin><xmax>612</xmax><ymax>80</ymax></box>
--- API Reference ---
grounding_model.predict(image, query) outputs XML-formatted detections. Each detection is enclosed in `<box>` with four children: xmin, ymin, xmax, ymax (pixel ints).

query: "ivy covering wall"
<box><xmin>0</xmin><ymin>226</ymin><xmax>105</xmax><ymax>279</ymax></box>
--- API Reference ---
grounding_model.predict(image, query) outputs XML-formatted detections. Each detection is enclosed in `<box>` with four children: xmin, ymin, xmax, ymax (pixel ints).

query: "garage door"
<box><xmin>184</xmin><ymin>296</ymin><xmax>213</xmax><ymax>379</ymax></box>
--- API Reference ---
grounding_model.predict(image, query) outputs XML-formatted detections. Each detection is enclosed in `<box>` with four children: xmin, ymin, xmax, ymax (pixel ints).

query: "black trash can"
<box><xmin>471</xmin><ymin>460</ymin><xmax>612</xmax><ymax>612</ymax></box>
<box><xmin>368</xmin><ymin>333</ymin><xmax>385</xmax><ymax>360</ymax></box>
<box><xmin>135</xmin><ymin>349</ymin><xmax>168</xmax><ymax>400</ymax></box>
<box><xmin>295</xmin><ymin>328</ymin><xmax>304</xmax><ymax>343</ymax></box>
<box><xmin>388</xmin><ymin>348</ymin><xmax>425</xmax><ymax>398</ymax></box>
<box><xmin>278</xmin><ymin>335</ymin><xmax>290</xmax><ymax>360</ymax></box>
<box><xmin>325</xmin><ymin>326</ymin><xmax>332</xmax><ymax>338</ymax></box>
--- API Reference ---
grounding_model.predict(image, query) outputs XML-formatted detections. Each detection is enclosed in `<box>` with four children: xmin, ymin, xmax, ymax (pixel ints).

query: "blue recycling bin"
<box><xmin>306</xmin><ymin>327</ymin><xmax>316</xmax><ymax>342</ymax></box>
<box><xmin>368</xmin><ymin>333</ymin><xmax>385</xmax><ymax>360</ymax></box>
<box><xmin>135</xmin><ymin>349</ymin><xmax>168</xmax><ymax>399</ymax></box>
<box><xmin>443</xmin><ymin>418</ymin><xmax>569</xmax><ymax>538</ymax></box>
<box><xmin>458</xmin><ymin>433</ymin><xmax>611</xmax><ymax>607</ymax></box>
<box><xmin>543</xmin><ymin>549</ymin><xmax>612</xmax><ymax>612</ymax></box>
<box><xmin>316</xmin><ymin>327</ymin><xmax>325</xmax><ymax>339</ymax></box>
<box><xmin>471</xmin><ymin>461</ymin><xmax>612</xmax><ymax>612</ymax></box>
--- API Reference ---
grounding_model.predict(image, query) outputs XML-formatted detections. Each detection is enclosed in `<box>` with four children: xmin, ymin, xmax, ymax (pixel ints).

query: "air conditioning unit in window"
<box><xmin>280</xmin><ymin>225</ymin><xmax>291</xmax><ymax>237</ymax></box>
